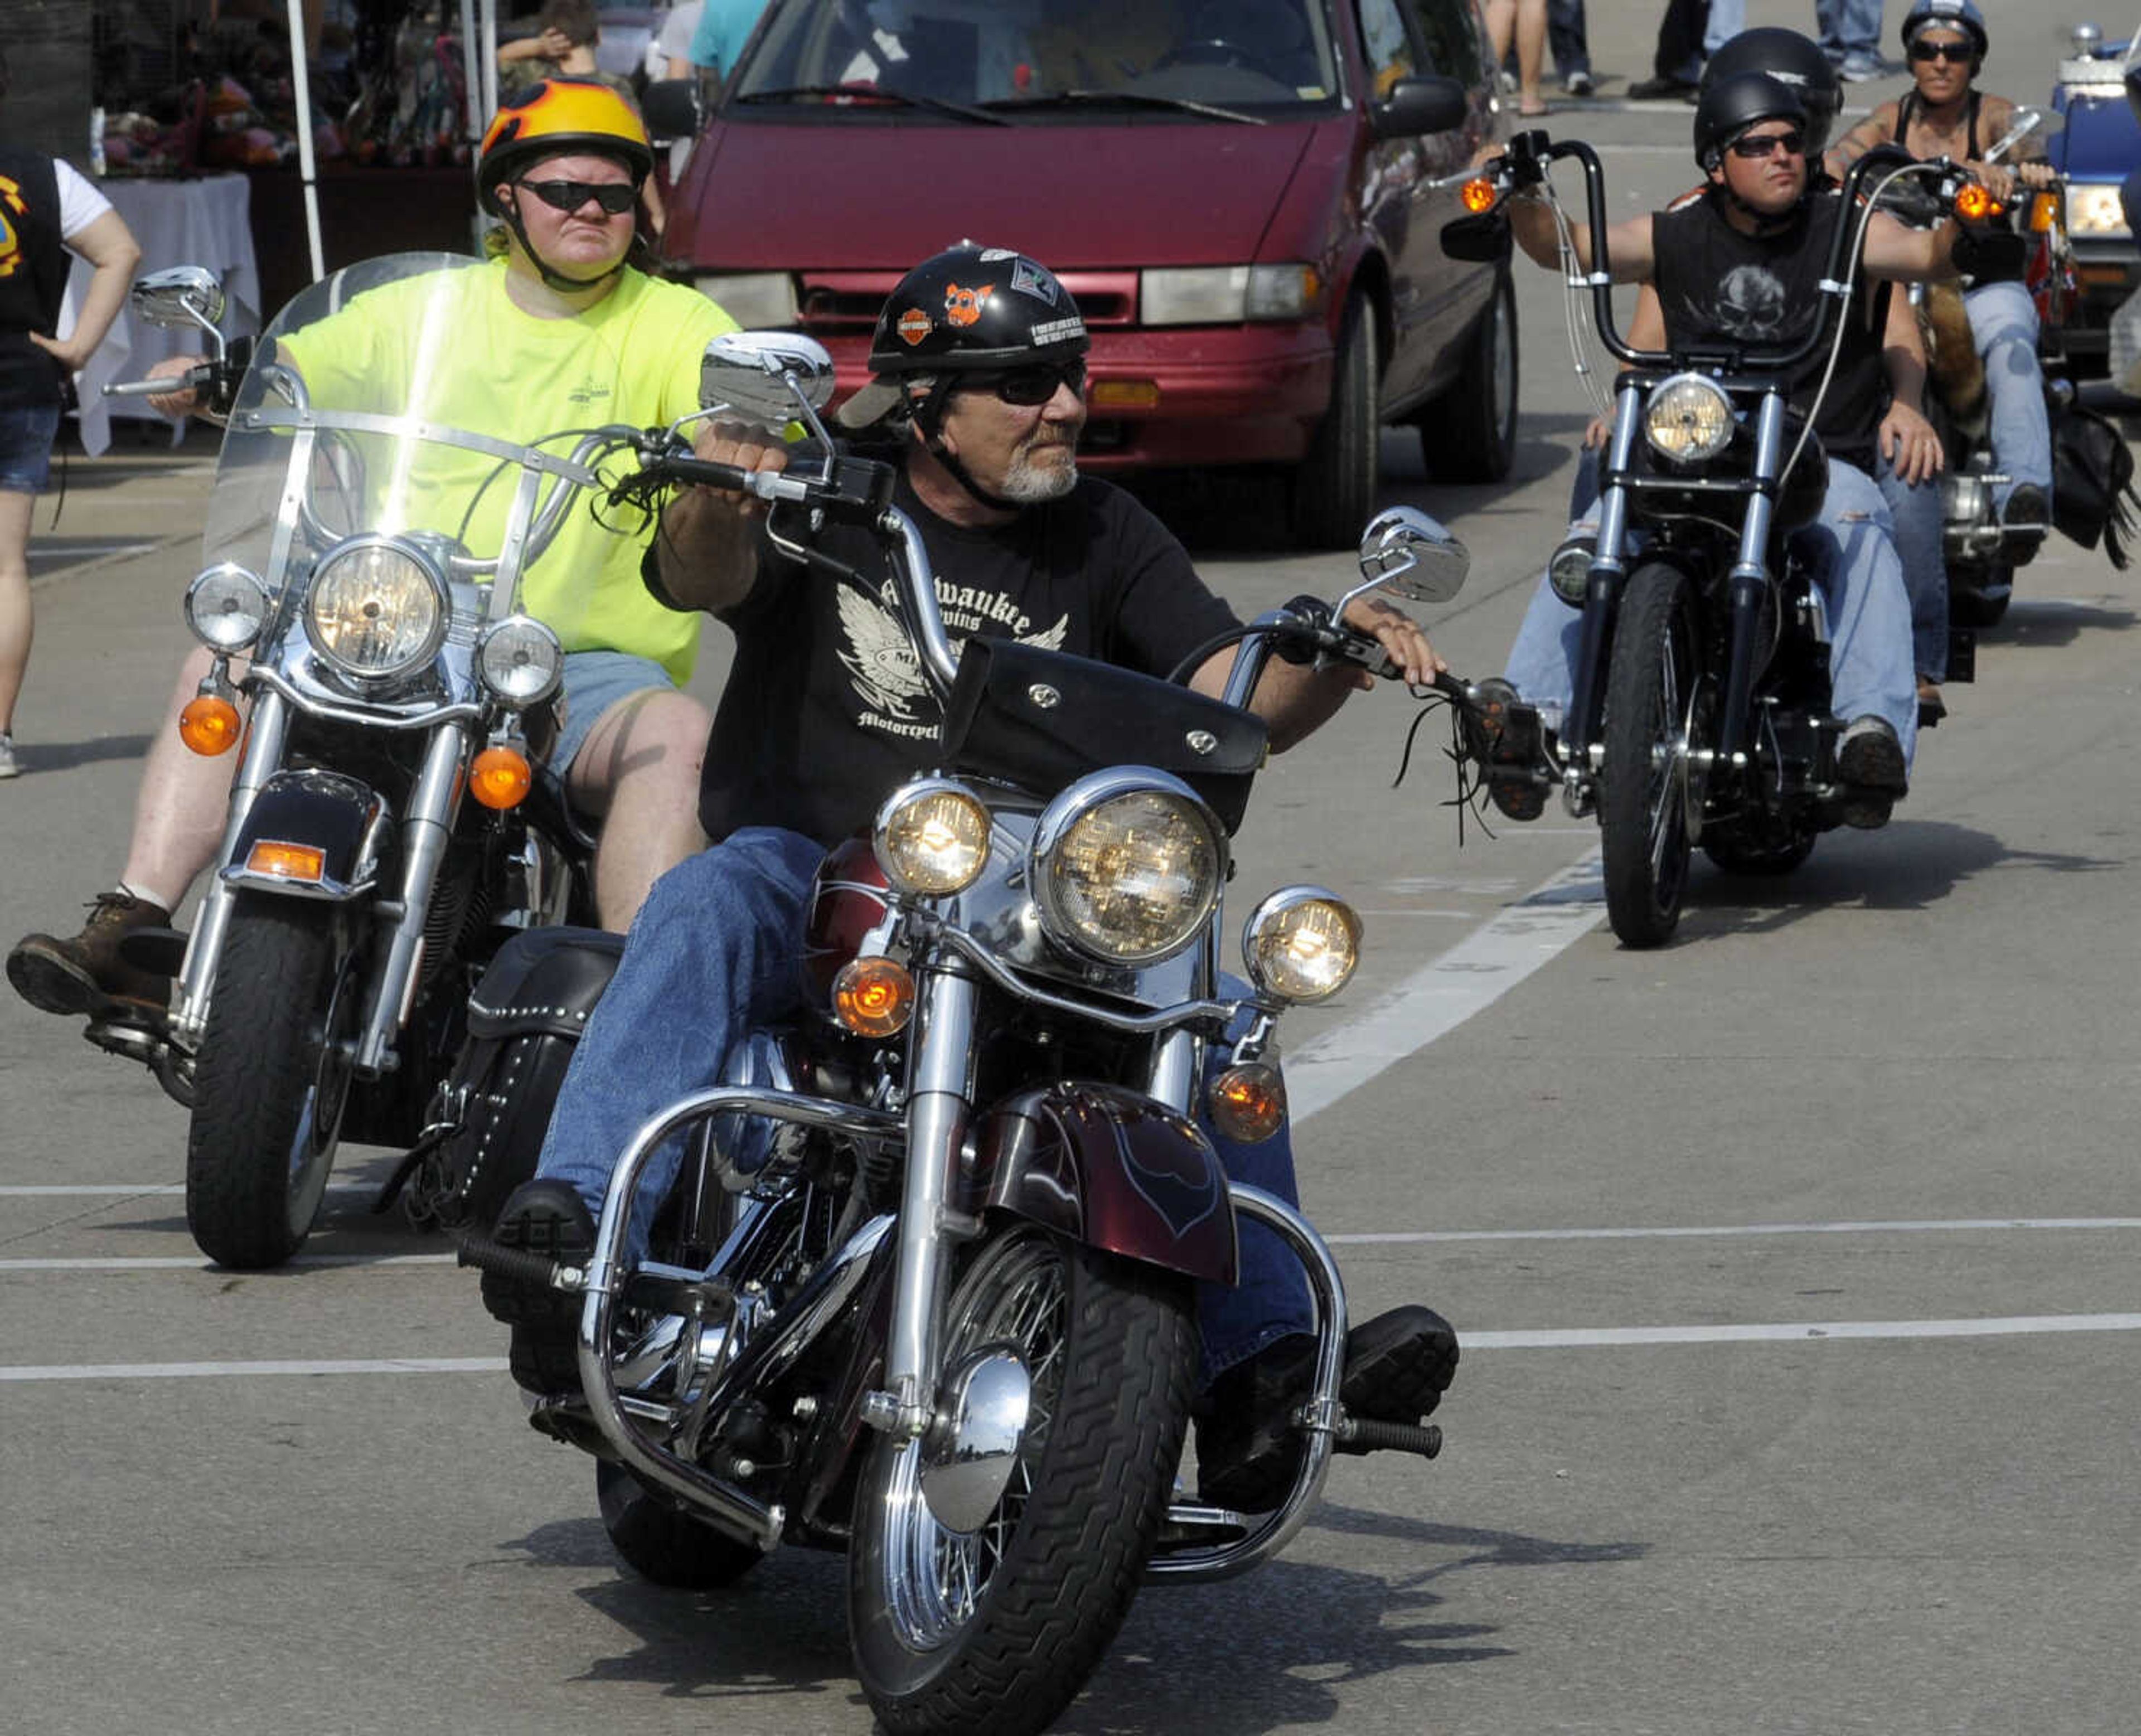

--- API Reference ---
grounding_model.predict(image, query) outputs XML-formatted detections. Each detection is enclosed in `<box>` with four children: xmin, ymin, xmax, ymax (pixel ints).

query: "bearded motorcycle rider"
<box><xmin>478</xmin><ymin>243</ymin><xmax>1461</xmax><ymax>1511</ymax></box>
<box><xmin>1825</xmin><ymin>0</ymin><xmax>2055</xmax><ymax>558</ymax></box>
<box><xmin>1481</xmin><ymin>73</ymin><xmax>1975</xmax><ymax>827</ymax></box>
<box><xmin>6</xmin><ymin>80</ymin><xmax>758</xmax><ymax>1025</ymax></box>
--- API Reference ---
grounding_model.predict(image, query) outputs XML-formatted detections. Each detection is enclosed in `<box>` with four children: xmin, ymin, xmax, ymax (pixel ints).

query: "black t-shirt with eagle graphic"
<box><xmin>679</xmin><ymin>469</ymin><xmax>1240</xmax><ymax>848</ymax></box>
<box><xmin>1650</xmin><ymin>186</ymin><xmax>1887</xmax><ymax>472</ymax></box>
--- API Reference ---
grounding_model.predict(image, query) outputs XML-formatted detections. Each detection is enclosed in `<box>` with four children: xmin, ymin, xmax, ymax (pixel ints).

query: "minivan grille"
<box><xmin>795</xmin><ymin>271</ymin><xmax>1140</xmax><ymax>334</ymax></box>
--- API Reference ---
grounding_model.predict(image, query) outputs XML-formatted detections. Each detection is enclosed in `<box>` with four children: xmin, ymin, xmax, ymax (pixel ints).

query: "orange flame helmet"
<box><xmin>476</xmin><ymin>79</ymin><xmax>654</xmax><ymax>214</ymax></box>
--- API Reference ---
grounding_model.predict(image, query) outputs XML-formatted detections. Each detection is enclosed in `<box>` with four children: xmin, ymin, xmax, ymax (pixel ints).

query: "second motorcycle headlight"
<box><xmin>476</xmin><ymin>615</ymin><xmax>564</xmax><ymax>707</ymax></box>
<box><xmin>1243</xmin><ymin>888</ymin><xmax>1362</xmax><ymax>1003</ymax></box>
<box><xmin>306</xmin><ymin>537</ymin><xmax>447</xmax><ymax>682</ymax></box>
<box><xmin>1031</xmin><ymin>774</ymin><xmax>1224</xmax><ymax>967</ymax></box>
<box><xmin>875</xmin><ymin>779</ymin><xmax>991</xmax><ymax>896</ymax></box>
<box><xmin>1643</xmin><ymin>374</ymin><xmax>1735</xmax><ymax>464</ymax></box>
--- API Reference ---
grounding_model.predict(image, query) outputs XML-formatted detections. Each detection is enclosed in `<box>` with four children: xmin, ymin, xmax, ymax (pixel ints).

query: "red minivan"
<box><xmin>652</xmin><ymin>0</ymin><xmax>1514</xmax><ymax>547</ymax></box>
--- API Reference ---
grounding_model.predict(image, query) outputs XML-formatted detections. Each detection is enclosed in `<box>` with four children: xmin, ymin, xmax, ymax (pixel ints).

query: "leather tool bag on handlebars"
<box><xmin>420</xmin><ymin>926</ymin><xmax>626</xmax><ymax>1230</ymax></box>
<box><xmin>936</xmin><ymin>637</ymin><xmax>1269</xmax><ymax>833</ymax></box>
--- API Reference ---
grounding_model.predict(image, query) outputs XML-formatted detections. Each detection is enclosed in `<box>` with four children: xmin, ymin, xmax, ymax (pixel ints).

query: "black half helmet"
<box><xmin>837</xmin><ymin>244</ymin><xmax>1089</xmax><ymax>429</ymax></box>
<box><xmin>1701</xmin><ymin>29</ymin><xmax>1842</xmax><ymax>157</ymax></box>
<box><xmin>1694</xmin><ymin>72</ymin><xmax>1810</xmax><ymax>173</ymax></box>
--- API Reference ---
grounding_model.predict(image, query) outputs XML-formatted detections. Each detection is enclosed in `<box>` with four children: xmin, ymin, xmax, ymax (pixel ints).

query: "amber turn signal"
<box><xmin>178</xmin><ymin>694</ymin><xmax>242</xmax><ymax>756</ymax></box>
<box><xmin>2028</xmin><ymin>191</ymin><xmax>2061</xmax><ymax>234</ymax></box>
<box><xmin>1208</xmin><ymin>1063</ymin><xmax>1287</xmax><ymax>1145</ymax></box>
<box><xmin>469</xmin><ymin>745</ymin><xmax>532</xmax><ymax>810</ymax></box>
<box><xmin>1461</xmin><ymin>177</ymin><xmax>1498</xmax><ymax>215</ymax></box>
<box><xmin>1954</xmin><ymin>183</ymin><xmax>1998</xmax><ymax>223</ymax></box>
<box><xmin>245</xmin><ymin>840</ymin><xmax>326</xmax><ymax>882</ymax></box>
<box><xmin>832</xmin><ymin>956</ymin><xmax>916</xmax><ymax>1039</ymax></box>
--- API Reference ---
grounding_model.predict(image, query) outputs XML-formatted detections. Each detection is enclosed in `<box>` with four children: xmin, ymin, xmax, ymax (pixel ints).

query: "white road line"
<box><xmin>0</xmin><ymin>1253</ymin><xmax>458</xmax><ymax>1272</ymax></box>
<box><xmin>0</xmin><ymin>1184</ymin><xmax>379</xmax><ymax>1197</ymax></box>
<box><xmin>9</xmin><ymin>1312</ymin><xmax>2141</xmax><ymax>1381</ymax></box>
<box><xmin>1329</xmin><ymin>1217</ymin><xmax>2141</xmax><ymax>1244</ymax></box>
<box><xmin>1290</xmin><ymin>853</ymin><xmax>1605</xmax><ymax>1122</ymax></box>
<box><xmin>0</xmin><ymin>1357</ymin><xmax>505</xmax><ymax>1383</ymax></box>
<box><xmin>1468</xmin><ymin>1315</ymin><xmax>2141</xmax><ymax>1349</ymax></box>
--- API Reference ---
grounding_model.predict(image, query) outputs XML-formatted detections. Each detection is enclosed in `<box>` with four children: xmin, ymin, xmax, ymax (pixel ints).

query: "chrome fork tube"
<box><xmin>870</xmin><ymin>964</ymin><xmax>978</xmax><ymax>1438</ymax></box>
<box><xmin>171</xmin><ymin>687</ymin><xmax>291</xmax><ymax>1042</ymax></box>
<box><xmin>1718</xmin><ymin>393</ymin><xmax>1789</xmax><ymax>764</ymax></box>
<box><xmin>353</xmin><ymin>723</ymin><xmax>469</xmax><ymax>1073</ymax></box>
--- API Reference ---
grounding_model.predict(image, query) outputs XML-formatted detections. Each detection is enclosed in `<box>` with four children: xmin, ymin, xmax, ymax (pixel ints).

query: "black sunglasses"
<box><xmin>961</xmin><ymin>360</ymin><xmax>1087</xmax><ymax>406</ymax></box>
<box><xmin>519</xmin><ymin>177</ymin><xmax>636</xmax><ymax>215</ymax></box>
<box><xmin>1729</xmin><ymin>129</ymin><xmax>1805</xmax><ymax>159</ymax></box>
<box><xmin>1909</xmin><ymin>38</ymin><xmax>1973</xmax><ymax>63</ymax></box>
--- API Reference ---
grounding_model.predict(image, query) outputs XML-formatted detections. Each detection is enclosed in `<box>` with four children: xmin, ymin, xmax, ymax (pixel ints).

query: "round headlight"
<box><xmin>1031</xmin><ymin>774</ymin><xmax>1224</xmax><ymax>967</ymax></box>
<box><xmin>183</xmin><ymin>562</ymin><xmax>269</xmax><ymax>652</ymax></box>
<box><xmin>1643</xmin><ymin>373</ymin><xmax>1735</xmax><ymax>465</ymax></box>
<box><xmin>1243</xmin><ymin>888</ymin><xmax>1362</xmax><ymax>1003</ymax></box>
<box><xmin>874</xmin><ymin>779</ymin><xmax>991</xmax><ymax>896</ymax></box>
<box><xmin>305</xmin><ymin>537</ymin><xmax>447</xmax><ymax>681</ymax></box>
<box><xmin>476</xmin><ymin>615</ymin><xmax>564</xmax><ymax>708</ymax></box>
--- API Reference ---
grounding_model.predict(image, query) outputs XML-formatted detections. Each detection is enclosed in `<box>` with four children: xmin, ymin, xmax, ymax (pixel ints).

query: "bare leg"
<box><xmin>119</xmin><ymin>644</ymin><xmax>246</xmax><ymax>910</ymax></box>
<box><xmin>1484</xmin><ymin>0</ymin><xmax>1515</xmax><ymax>62</ymax></box>
<box><xmin>566</xmin><ymin>687</ymin><xmax>710</xmax><ymax>929</ymax></box>
<box><xmin>1517</xmin><ymin>0</ymin><xmax>1549</xmax><ymax>113</ymax></box>
<box><xmin>0</xmin><ymin>493</ymin><xmax>34</xmax><ymax>734</ymax></box>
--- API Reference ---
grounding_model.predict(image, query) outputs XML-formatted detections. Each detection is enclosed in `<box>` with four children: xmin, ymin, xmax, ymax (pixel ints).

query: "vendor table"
<box><xmin>61</xmin><ymin>173</ymin><xmax>260</xmax><ymax>457</ymax></box>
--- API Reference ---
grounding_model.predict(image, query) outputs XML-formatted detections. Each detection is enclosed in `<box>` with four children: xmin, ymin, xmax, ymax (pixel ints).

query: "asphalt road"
<box><xmin>5</xmin><ymin>18</ymin><xmax>2140</xmax><ymax>1735</ymax></box>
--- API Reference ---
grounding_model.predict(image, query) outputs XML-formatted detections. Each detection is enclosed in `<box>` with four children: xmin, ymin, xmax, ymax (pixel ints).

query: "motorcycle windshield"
<box><xmin>201</xmin><ymin>251</ymin><xmax>624</xmax><ymax>596</ymax></box>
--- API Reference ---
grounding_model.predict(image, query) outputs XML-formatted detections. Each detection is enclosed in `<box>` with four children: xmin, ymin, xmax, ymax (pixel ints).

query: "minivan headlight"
<box><xmin>184</xmin><ymin>562</ymin><xmax>269</xmax><ymax>652</ymax></box>
<box><xmin>696</xmin><ymin>271</ymin><xmax>800</xmax><ymax>327</ymax></box>
<box><xmin>1142</xmin><ymin>264</ymin><xmax>1323</xmax><ymax>324</ymax></box>
<box><xmin>1643</xmin><ymin>373</ymin><xmax>1735</xmax><ymax>464</ymax></box>
<box><xmin>1243</xmin><ymin>888</ymin><xmax>1361</xmax><ymax>1003</ymax></box>
<box><xmin>1030</xmin><ymin>772</ymin><xmax>1224</xmax><ymax>967</ymax></box>
<box><xmin>305</xmin><ymin>536</ymin><xmax>448</xmax><ymax>682</ymax></box>
<box><xmin>2065</xmin><ymin>183</ymin><xmax>2130</xmax><ymax>238</ymax></box>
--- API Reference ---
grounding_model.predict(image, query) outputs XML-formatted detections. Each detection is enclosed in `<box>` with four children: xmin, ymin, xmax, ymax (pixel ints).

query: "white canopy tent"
<box><xmin>280</xmin><ymin>0</ymin><xmax>501</xmax><ymax>285</ymax></box>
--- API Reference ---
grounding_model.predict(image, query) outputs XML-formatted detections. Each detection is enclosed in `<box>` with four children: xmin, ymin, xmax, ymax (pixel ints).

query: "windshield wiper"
<box><xmin>981</xmin><ymin>89</ymin><xmax>1264</xmax><ymax>125</ymax></box>
<box><xmin>737</xmin><ymin>84</ymin><xmax>1011</xmax><ymax>125</ymax></box>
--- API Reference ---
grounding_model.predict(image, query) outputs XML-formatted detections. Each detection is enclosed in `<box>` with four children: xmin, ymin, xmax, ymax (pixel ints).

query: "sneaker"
<box><xmin>1916</xmin><ymin>678</ymin><xmax>1947</xmax><ymax>729</ymax></box>
<box><xmin>1563</xmin><ymin>69</ymin><xmax>1595</xmax><ymax>98</ymax></box>
<box><xmin>477</xmin><ymin>1179</ymin><xmax>597</xmax><ymax>1395</ymax></box>
<box><xmin>1838</xmin><ymin>52</ymin><xmax>1888</xmax><ymax>82</ymax></box>
<box><xmin>2002</xmin><ymin>483</ymin><xmax>2050</xmax><ymax>566</ymax></box>
<box><xmin>1195</xmin><ymin>1305</ymin><xmax>1460</xmax><ymax>1512</ymax></box>
<box><xmin>1837</xmin><ymin>715</ymin><xmax>1909</xmax><ymax>792</ymax></box>
<box><xmin>7</xmin><ymin>890</ymin><xmax>175</xmax><ymax>1018</ymax></box>
<box><xmin>0</xmin><ymin>734</ymin><xmax>17</xmax><ymax>779</ymax></box>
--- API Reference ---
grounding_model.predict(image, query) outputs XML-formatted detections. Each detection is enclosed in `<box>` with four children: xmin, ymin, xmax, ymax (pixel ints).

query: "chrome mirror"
<box><xmin>130</xmin><ymin>266</ymin><xmax>227</xmax><ymax>353</ymax></box>
<box><xmin>697</xmin><ymin>330</ymin><xmax>837</xmax><ymax>442</ymax></box>
<box><xmin>1354</xmin><ymin>506</ymin><xmax>1469</xmax><ymax>604</ymax></box>
<box><xmin>1985</xmin><ymin>106</ymin><xmax>2060</xmax><ymax>162</ymax></box>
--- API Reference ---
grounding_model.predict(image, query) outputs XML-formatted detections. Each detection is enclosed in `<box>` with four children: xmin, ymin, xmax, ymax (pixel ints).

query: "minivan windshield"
<box><xmin>733</xmin><ymin>0</ymin><xmax>1343</xmax><ymax>113</ymax></box>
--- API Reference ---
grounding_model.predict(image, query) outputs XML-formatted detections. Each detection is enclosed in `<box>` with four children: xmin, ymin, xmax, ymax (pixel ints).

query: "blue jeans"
<box><xmin>1965</xmin><ymin>279</ymin><xmax>2054</xmax><ymax>512</ymax></box>
<box><xmin>1702</xmin><ymin>0</ymin><xmax>1745</xmax><ymax>58</ymax></box>
<box><xmin>1547</xmin><ymin>0</ymin><xmax>1589</xmax><ymax>80</ymax></box>
<box><xmin>1874</xmin><ymin>445</ymin><xmax>1949</xmax><ymax>681</ymax></box>
<box><xmin>1507</xmin><ymin>457</ymin><xmax>1919</xmax><ymax>763</ymax></box>
<box><xmin>1816</xmin><ymin>0</ymin><xmax>1883</xmax><ymax>59</ymax></box>
<box><xmin>533</xmin><ymin>826</ymin><xmax>1311</xmax><ymax>1384</ymax></box>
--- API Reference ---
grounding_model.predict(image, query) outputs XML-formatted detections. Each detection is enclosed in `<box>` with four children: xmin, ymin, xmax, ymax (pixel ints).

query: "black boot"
<box><xmin>1196</xmin><ymin>1305</ymin><xmax>1459</xmax><ymax>1512</ymax></box>
<box><xmin>478</xmin><ymin>1179</ymin><xmax>596</xmax><ymax>1395</ymax></box>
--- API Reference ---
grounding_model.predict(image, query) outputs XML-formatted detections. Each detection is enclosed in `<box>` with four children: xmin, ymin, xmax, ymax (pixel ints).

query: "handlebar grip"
<box><xmin>102</xmin><ymin>363</ymin><xmax>211</xmax><ymax>400</ymax></box>
<box><xmin>658</xmin><ymin>455</ymin><xmax>763</xmax><ymax>493</ymax></box>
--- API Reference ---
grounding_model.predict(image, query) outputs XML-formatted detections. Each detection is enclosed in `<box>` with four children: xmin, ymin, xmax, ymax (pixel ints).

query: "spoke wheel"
<box><xmin>1600</xmin><ymin>563</ymin><xmax>1706</xmax><ymax>948</ymax></box>
<box><xmin>850</xmin><ymin>1228</ymin><xmax>1194</xmax><ymax>1736</ymax></box>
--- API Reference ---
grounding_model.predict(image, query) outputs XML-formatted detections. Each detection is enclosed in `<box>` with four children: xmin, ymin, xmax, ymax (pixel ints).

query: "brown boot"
<box><xmin>7</xmin><ymin>891</ymin><xmax>175</xmax><ymax>1019</ymax></box>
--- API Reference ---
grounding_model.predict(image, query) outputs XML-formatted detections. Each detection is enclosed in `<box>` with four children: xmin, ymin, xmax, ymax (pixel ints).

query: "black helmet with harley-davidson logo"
<box><xmin>836</xmin><ymin>243</ymin><xmax>1089</xmax><ymax>429</ymax></box>
<box><xmin>1700</xmin><ymin>28</ymin><xmax>1841</xmax><ymax>157</ymax></box>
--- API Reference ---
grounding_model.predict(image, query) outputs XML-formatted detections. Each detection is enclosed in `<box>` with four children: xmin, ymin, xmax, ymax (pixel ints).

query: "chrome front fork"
<box><xmin>860</xmin><ymin>965</ymin><xmax>979</xmax><ymax>1439</ymax></box>
<box><xmin>170</xmin><ymin>687</ymin><xmax>292</xmax><ymax>1044</ymax></box>
<box><xmin>352</xmin><ymin>722</ymin><xmax>469</xmax><ymax>1073</ymax></box>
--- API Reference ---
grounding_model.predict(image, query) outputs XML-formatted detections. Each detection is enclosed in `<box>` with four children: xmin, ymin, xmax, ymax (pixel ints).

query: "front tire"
<box><xmin>1291</xmin><ymin>297</ymin><xmax>1380</xmax><ymax>550</ymax></box>
<box><xmin>185</xmin><ymin>897</ymin><xmax>355</xmax><ymax>1268</ymax></box>
<box><xmin>849</xmin><ymin>1228</ymin><xmax>1195</xmax><ymax>1736</ymax></box>
<box><xmin>1600</xmin><ymin>563</ymin><xmax>1706</xmax><ymax>949</ymax></box>
<box><xmin>1418</xmin><ymin>267</ymin><xmax>1519</xmax><ymax>483</ymax></box>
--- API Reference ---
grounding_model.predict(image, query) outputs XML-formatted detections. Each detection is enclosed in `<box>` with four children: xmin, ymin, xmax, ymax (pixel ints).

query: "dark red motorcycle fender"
<box><xmin>960</xmin><ymin>1083</ymin><xmax>1238</xmax><ymax>1286</ymax></box>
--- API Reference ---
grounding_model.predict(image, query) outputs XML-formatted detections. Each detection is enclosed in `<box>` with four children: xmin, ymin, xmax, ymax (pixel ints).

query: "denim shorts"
<box><xmin>547</xmin><ymin>648</ymin><xmax>678</xmax><ymax>785</ymax></box>
<box><xmin>0</xmin><ymin>404</ymin><xmax>62</xmax><ymax>494</ymax></box>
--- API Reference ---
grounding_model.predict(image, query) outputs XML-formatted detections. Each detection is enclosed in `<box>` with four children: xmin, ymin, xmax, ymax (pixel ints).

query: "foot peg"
<box><xmin>1336</xmin><ymin>1418</ymin><xmax>1444</xmax><ymax>1459</ymax></box>
<box><xmin>458</xmin><ymin>1233</ymin><xmax>585</xmax><ymax>1294</ymax></box>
